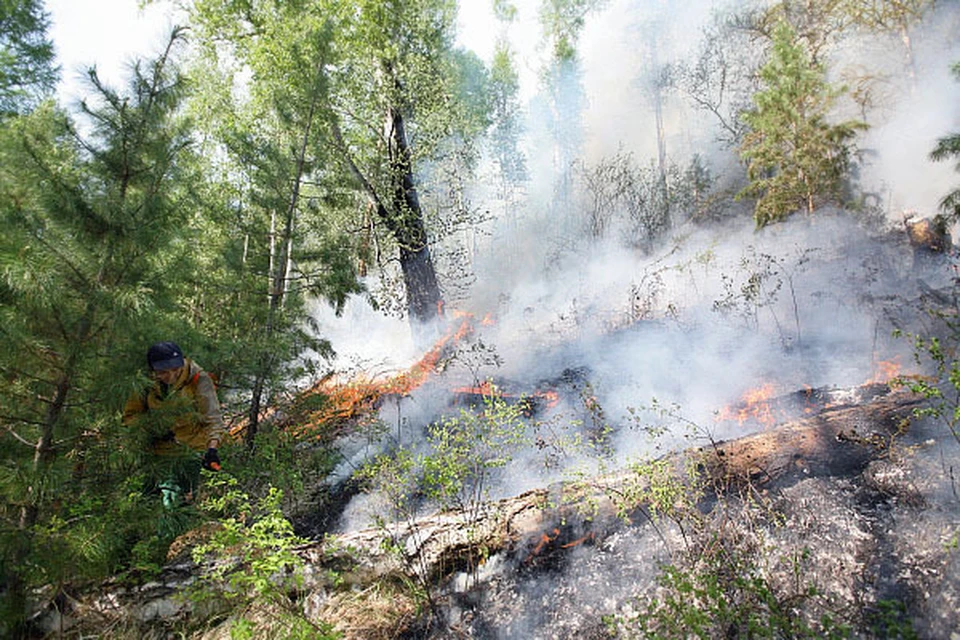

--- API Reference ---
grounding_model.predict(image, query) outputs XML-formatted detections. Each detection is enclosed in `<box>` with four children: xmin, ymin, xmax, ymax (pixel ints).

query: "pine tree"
<box><xmin>0</xmin><ymin>30</ymin><xmax>199</xmax><ymax>634</ymax></box>
<box><xmin>0</xmin><ymin>0</ymin><xmax>58</xmax><ymax>117</ymax></box>
<box><xmin>930</xmin><ymin>62</ymin><xmax>960</xmax><ymax>219</ymax></box>
<box><xmin>737</xmin><ymin>22</ymin><xmax>866</xmax><ymax>227</ymax></box>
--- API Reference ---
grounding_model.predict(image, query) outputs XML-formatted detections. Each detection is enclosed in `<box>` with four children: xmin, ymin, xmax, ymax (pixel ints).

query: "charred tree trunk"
<box><xmin>386</xmin><ymin>103</ymin><xmax>443</xmax><ymax>328</ymax></box>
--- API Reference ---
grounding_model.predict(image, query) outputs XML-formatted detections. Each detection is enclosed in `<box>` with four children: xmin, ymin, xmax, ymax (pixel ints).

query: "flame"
<box><xmin>530</xmin><ymin>528</ymin><xmax>560</xmax><ymax>556</ymax></box>
<box><xmin>800</xmin><ymin>385</ymin><xmax>817</xmax><ymax>414</ymax></box>
<box><xmin>867</xmin><ymin>356</ymin><xmax>902</xmax><ymax>384</ymax></box>
<box><xmin>526</xmin><ymin>528</ymin><xmax>594</xmax><ymax>561</ymax></box>
<box><xmin>715</xmin><ymin>383</ymin><xmax>777</xmax><ymax>428</ymax></box>
<box><xmin>451</xmin><ymin>379</ymin><xmax>499</xmax><ymax>396</ymax></box>
<box><xmin>270</xmin><ymin>313</ymin><xmax>476</xmax><ymax>437</ymax></box>
<box><xmin>233</xmin><ymin>307</ymin><xmax>556</xmax><ymax>439</ymax></box>
<box><xmin>536</xmin><ymin>389</ymin><xmax>561</xmax><ymax>410</ymax></box>
<box><xmin>450</xmin><ymin>380</ymin><xmax>561</xmax><ymax>414</ymax></box>
<box><xmin>560</xmin><ymin>532</ymin><xmax>595</xmax><ymax>549</ymax></box>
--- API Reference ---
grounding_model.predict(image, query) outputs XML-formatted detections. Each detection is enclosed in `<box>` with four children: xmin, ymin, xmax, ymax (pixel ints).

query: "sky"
<box><xmin>45</xmin><ymin>0</ymin><xmax>517</xmax><ymax>103</ymax></box>
<box><xmin>46</xmin><ymin>0</ymin><xmax>182</xmax><ymax>104</ymax></box>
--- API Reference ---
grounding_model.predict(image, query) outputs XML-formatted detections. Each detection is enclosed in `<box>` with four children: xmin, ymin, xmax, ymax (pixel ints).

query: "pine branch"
<box><xmin>2</xmin><ymin>425</ymin><xmax>40</xmax><ymax>448</ymax></box>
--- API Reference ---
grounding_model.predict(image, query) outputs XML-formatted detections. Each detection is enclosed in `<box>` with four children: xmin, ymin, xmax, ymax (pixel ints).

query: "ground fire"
<box><xmin>713</xmin><ymin>356</ymin><xmax>909</xmax><ymax>430</ymax></box>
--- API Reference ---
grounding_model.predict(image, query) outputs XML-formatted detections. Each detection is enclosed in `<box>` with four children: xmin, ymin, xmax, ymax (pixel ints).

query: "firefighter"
<box><xmin>123</xmin><ymin>341</ymin><xmax>224</xmax><ymax>508</ymax></box>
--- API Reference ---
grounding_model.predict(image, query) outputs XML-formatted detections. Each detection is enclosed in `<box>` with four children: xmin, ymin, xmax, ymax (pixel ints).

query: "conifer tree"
<box><xmin>0</xmin><ymin>30</ymin><xmax>198</xmax><ymax>634</ymax></box>
<box><xmin>0</xmin><ymin>0</ymin><xmax>58</xmax><ymax>117</ymax></box>
<box><xmin>930</xmin><ymin>62</ymin><xmax>960</xmax><ymax>219</ymax></box>
<box><xmin>737</xmin><ymin>22</ymin><xmax>866</xmax><ymax>227</ymax></box>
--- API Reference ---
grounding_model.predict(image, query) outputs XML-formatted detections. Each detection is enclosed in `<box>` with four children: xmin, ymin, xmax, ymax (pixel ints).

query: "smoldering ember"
<box><xmin>5</xmin><ymin>0</ymin><xmax>960</xmax><ymax>639</ymax></box>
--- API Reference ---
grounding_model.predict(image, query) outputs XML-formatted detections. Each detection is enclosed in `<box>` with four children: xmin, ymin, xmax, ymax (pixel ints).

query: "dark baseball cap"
<box><xmin>147</xmin><ymin>341</ymin><xmax>185</xmax><ymax>371</ymax></box>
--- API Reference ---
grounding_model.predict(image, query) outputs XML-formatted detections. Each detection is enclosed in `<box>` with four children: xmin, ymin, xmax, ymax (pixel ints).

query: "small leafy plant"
<box><xmin>190</xmin><ymin>473</ymin><xmax>339</xmax><ymax>639</ymax></box>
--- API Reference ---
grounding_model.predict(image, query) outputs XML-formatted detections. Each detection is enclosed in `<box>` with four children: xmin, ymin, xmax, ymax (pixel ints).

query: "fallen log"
<box><xmin>49</xmin><ymin>383</ymin><xmax>926</xmax><ymax>637</ymax></box>
<box><xmin>311</xmin><ymin>383</ymin><xmax>923</xmax><ymax>583</ymax></box>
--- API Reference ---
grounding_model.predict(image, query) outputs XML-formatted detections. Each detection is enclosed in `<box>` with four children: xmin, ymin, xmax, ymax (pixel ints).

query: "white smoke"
<box><xmin>319</xmin><ymin>0</ymin><xmax>960</xmax><ymax>528</ymax></box>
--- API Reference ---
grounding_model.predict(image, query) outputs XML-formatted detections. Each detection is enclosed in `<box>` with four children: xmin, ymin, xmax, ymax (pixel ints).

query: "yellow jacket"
<box><xmin>123</xmin><ymin>358</ymin><xmax>225</xmax><ymax>453</ymax></box>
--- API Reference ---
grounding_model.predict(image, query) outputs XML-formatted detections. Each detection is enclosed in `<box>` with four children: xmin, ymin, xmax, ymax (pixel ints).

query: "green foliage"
<box><xmin>221</xmin><ymin>428</ymin><xmax>340</xmax><ymax>510</ymax></box>
<box><xmin>0</xmin><ymin>0</ymin><xmax>58</xmax><ymax>117</ymax></box>
<box><xmin>420</xmin><ymin>391</ymin><xmax>528</xmax><ymax>510</ymax></box>
<box><xmin>358</xmin><ymin>391</ymin><xmax>529</xmax><ymax>604</ymax></box>
<box><xmin>897</xmin><ymin>333</ymin><xmax>960</xmax><ymax>445</ymax></box>
<box><xmin>191</xmin><ymin>475</ymin><xmax>340</xmax><ymax>639</ymax></box>
<box><xmin>737</xmin><ymin>22</ymin><xmax>866</xmax><ymax>227</ymax></box>
<box><xmin>188</xmin><ymin>0</ymin><xmax>492</xmax><ymax>327</ymax></box>
<box><xmin>488</xmin><ymin>41</ymin><xmax>526</xmax><ymax>190</ymax></box>
<box><xmin>0</xmin><ymin>29</ymin><xmax>210</xmax><ymax>634</ymax></box>
<box><xmin>492</xmin><ymin>0</ymin><xmax>518</xmax><ymax>23</ymax></box>
<box><xmin>362</xmin><ymin>390</ymin><xmax>529</xmax><ymax>516</ymax></box>
<box><xmin>930</xmin><ymin>62</ymin><xmax>960</xmax><ymax>220</ymax></box>
<box><xmin>538</xmin><ymin>0</ymin><xmax>609</xmax><ymax>62</ymax></box>
<box><xmin>614</xmin><ymin>548</ymin><xmax>851</xmax><ymax>639</ymax></box>
<box><xmin>866</xmin><ymin>599</ymin><xmax>918</xmax><ymax>640</ymax></box>
<box><xmin>186</xmin><ymin>0</ymin><xmax>366</xmax><ymax>440</ymax></box>
<box><xmin>193</xmin><ymin>477</ymin><xmax>303</xmax><ymax>596</ymax></box>
<box><xmin>840</xmin><ymin>0</ymin><xmax>934</xmax><ymax>39</ymax></box>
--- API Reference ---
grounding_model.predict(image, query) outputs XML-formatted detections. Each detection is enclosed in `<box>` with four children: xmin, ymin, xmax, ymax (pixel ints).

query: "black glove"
<box><xmin>202</xmin><ymin>447</ymin><xmax>221</xmax><ymax>472</ymax></box>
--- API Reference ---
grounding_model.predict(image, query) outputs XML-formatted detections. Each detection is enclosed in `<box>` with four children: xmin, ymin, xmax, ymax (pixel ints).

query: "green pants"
<box><xmin>148</xmin><ymin>454</ymin><xmax>202</xmax><ymax>509</ymax></box>
<box><xmin>147</xmin><ymin>455</ymin><xmax>202</xmax><ymax>542</ymax></box>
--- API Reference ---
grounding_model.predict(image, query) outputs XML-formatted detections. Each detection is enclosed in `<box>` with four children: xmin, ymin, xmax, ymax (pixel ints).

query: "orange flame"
<box><xmin>715</xmin><ymin>383</ymin><xmax>777</xmax><ymax>427</ymax></box>
<box><xmin>527</xmin><ymin>528</ymin><xmax>594</xmax><ymax>560</ymax></box>
<box><xmin>234</xmin><ymin>308</ymin><xmax>549</xmax><ymax>439</ymax></box>
<box><xmin>531</xmin><ymin>528</ymin><xmax>560</xmax><ymax>556</ymax></box>
<box><xmin>450</xmin><ymin>381</ymin><xmax>561</xmax><ymax>414</ymax></box>
<box><xmin>867</xmin><ymin>356</ymin><xmax>902</xmax><ymax>384</ymax></box>
<box><xmin>278</xmin><ymin>313</ymin><xmax>476</xmax><ymax>437</ymax></box>
<box><xmin>536</xmin><ymin>389</ymin><xmax>561</xmax><ymax>411</ymax></box>
<box><xmin>451</xmin><ymin>379</ymin><xmax>499</xmax><ymax>396</ymax></box>
<box><xmin>560</xmin><ymin>532</ymin><xmax>595</xmax><ymax>549</ymax></box>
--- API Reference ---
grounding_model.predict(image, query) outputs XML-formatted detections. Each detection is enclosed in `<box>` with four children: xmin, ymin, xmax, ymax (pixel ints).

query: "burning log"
<box><xmin>228</xmin><ymin>313</ymin><xmax>478</xmax><ymax>439</ymax></box>
<box><xmin>449</xmin><ymin>379</ymin><xmax>560</xmax><ymax>417</ymax></box>
<box><xmin>309</xmin><ymin>384</ymin><xmax>922</xmax><ymax>580</ymax></box>
<box><xmin>714</xmin><ymin>380</ymin><xmax>899</xmax><ymax>429</ymax></box>
<box><xmin>904</xmin><ymin>213</ymin><xmax>951</xmax><ymax>255</ymax></box>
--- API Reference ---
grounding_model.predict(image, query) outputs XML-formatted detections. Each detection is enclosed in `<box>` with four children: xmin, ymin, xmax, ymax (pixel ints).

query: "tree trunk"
<box><xmin>387</xmin><ymin>104</ymin><xmax>443</xmax><ymax>328</ymax></box>
<box><xmin>11</xmin><ymin>318</ymin><xmax>89</xmax><ymax>636</ymax></box>
<box><xmin>246</xmin><ymin>60</ymin><xmax>322</xmax><ymax>448</ymax></box>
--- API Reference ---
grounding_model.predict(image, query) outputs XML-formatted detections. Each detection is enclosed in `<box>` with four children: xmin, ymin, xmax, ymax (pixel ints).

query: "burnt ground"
<box><xmin>416</xmin><ymin>414</ymin><xmax>960</xmax><ymax>639</ymax></box>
